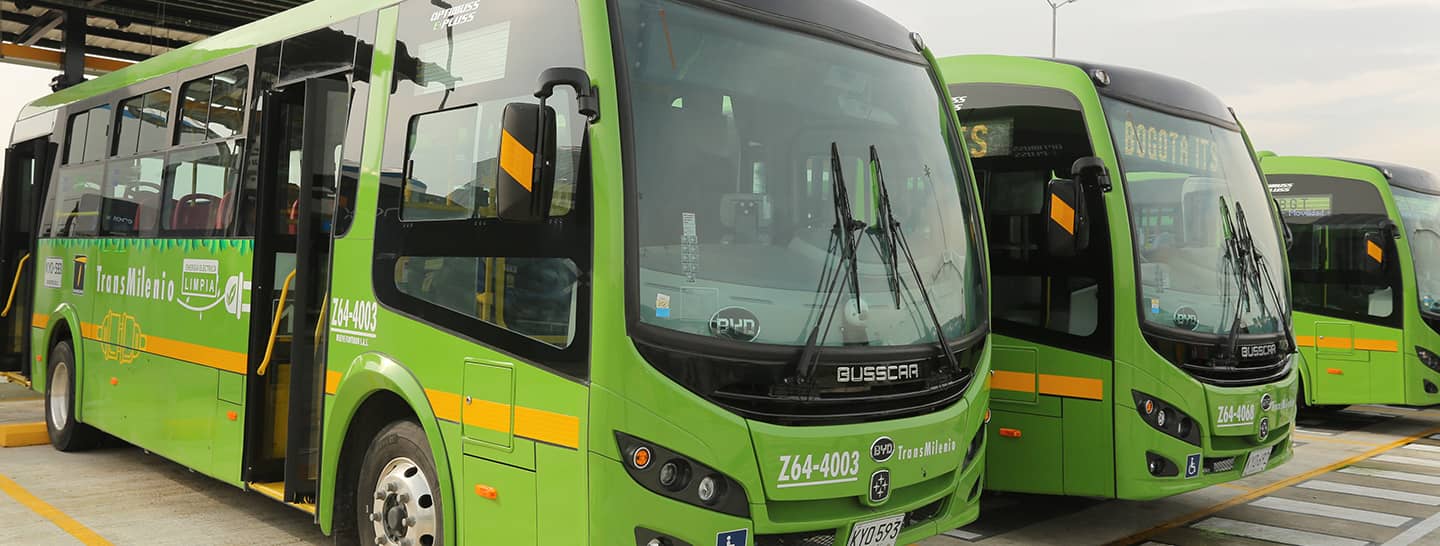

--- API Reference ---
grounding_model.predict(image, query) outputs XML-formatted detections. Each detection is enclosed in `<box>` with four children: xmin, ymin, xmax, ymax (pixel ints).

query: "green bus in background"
<box><xmin>0</xmin><ymin>1</ymin><xmax>994</xmax><ymax>544</ymax></box>
<box><xmin>939</xmin><ymin>55</ymin><xmax>1297</xmax><ymax>499</ymax></box>
<box><xmin>1261</xmin><ymin>155</ymin><xmax>1440</xmax><ymax>408</ymax></box>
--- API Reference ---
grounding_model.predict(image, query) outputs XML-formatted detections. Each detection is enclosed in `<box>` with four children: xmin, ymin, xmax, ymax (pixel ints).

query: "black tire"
<box><xmin>44</xmin><ymin>340</ymin><xmax>101</xmax><ymax>451</ymax></box>
<box><xmin>357</xmin><ymin>420</ymin><xmax>444</xmax><ymax>546</ymax></box>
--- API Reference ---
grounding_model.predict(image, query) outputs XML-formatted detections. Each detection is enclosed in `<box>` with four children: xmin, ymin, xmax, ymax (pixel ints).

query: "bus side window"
<box><xmin>161</xmin><ymin>141</ymin><xmax>243</xmax><ymax>236</ymax></box>
<box><xmin>100</xmin><ymin>156</ymin><xmax>164</xmax><ymax>237</ymax></box>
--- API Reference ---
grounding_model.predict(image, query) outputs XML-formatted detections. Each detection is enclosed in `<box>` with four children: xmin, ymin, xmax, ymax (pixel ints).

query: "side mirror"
<box><xmin>1071</xmin><ymin>156</ymin><xmax>1111</xmax><ymax>193</ymax></box>
<box><xmin>1044</xmin><ymin>176</ymin><xmax>1089</xmax><ymax>257</ymax></box>
<box><xmin>1273</xmin><ymin>198</ymin><xmax>1294</xmax><ymax>250</ymax></box>
<box><xmin>495</xmin><ymin>102</ymin><xmax>557</xmax><ymax>222</ymax></box>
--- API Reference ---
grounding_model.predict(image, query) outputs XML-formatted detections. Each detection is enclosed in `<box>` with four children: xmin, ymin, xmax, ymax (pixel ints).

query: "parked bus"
<box><xmin>939</xmin><ymin>55</ymin><xmax>1297</xmax><ymax>499</ymax></box>
<box><xmin>1261</xmin><ymin>155</ymin><xmax>1440</xmax><ymax>408</ymax></box>
<box><xmin>0</xmin><ymin>1</ymin><xmax>993</xmax><ymax>544</ymax></box>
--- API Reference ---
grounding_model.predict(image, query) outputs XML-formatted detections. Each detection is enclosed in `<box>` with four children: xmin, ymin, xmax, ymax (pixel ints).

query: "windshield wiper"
<box><xmin>868</xmin><ymin>145</ymin><xmax>962</xmax><ymax>376</ymax></box>
<box><xmin>791</xmin><ymin>142</ymin><xmax>868</xmax><ymax>385</ymax></box>
<box><xmin>868</xmin><ymin>146</ymin><xmax>903</xmax><ymax>308</ymax></box>
<box><xmin>1218</xmin><ymin>196</ymin><xmax>1252</xmax><ymax>362</ymax></box>
<box><xmin>1233</xmin><ymin>203</ymin><xmax>1295</xmax><ymax>353</ymax></box>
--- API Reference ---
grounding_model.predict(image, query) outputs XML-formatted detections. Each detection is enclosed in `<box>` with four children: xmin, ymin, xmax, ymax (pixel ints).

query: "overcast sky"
<box><xmin>861</xmin><ymin>0</ymin><xmax>1440</xmax><ymax>175</ymax></box>
<box><xmin>4</xmin><ymin>0</ymin><xmax>1437</xmax><ymax>175</ymax></box>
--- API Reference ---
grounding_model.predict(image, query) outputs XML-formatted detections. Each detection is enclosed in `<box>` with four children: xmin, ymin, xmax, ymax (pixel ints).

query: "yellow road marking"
<box><xmin>0</xmin><ymin>473</ymin><xmax>113</xmax><ymax>545</ymax></box>
<box><xmin>1108</xmin><ymin>425</ymin><xmax>1440</xmax><ymax>545</ymax></box>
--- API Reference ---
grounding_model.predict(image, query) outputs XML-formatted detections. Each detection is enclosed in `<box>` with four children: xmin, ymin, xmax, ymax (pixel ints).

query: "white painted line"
<box><xmin>1296</xmin><ymin>427</ymin><xmax>1337</xmax><ymax>436</ymax></box>
<box><xmin>1374</xmin><ymin>454</ymin><xmax>1440</xmax><ymax>469</ymax></box>
<box><xmin>942</xmin><ymin>529</ymin><xmax>982</xmax><ymax>540</ymax></box>
<box><xmin>1378</xmin><ymin>405</ymin><xmax>1423</xmax><ymax>412</ymax></box>
<box><xmin>1298</xmin><ymin>480</ymin><xmax>1440</xmax><ymax>506</ymax></box>
<box><xmin>774</xmin><ymin>477</ymin><xmax>858</xmax><ymax>488</ymax></box>
<box><xmin>1430</xmin><ymin>434</ymin><xmax>1440</xmax><ymax>441</ymax></box>
<box><xmin>1250</xmin><ymin>496</ymin><xmax>1411</xmax><ymax>527</ymax></box>
<box><xmin>1403</xmin><ymin>444</ymin><xmax>1440</xmax><ymax>454</ymax></box>
<box><xmin>1193</xmin><ymin>517</ymin><xmax>1367</xmax><ymax>546</ymax></box>
<box><xmin>1382</xmin><ymin>510</ymin><xmax>1440</xmax><ymax>546</ymax></box>
<box><xmin>1339</xmin><ymin>467</ymin><xmax>1440</xmax><ymax>485</ymax></box>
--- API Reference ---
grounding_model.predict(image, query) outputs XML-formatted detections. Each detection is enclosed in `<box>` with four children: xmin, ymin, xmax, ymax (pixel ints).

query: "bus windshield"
<box><xmin>616</xmin><ymin>0</ymin><xmax>985</xmax><ymax>347</ymax></box>
<box><xmin>1103</xmin><ymin>99</ymin><xmax>1287</xmax><ymax>337</ymax></box>
<box><xmin>1391</xmin><ymin>185</ymin><xmax>1440</xmax><ymax>315</ymax></box>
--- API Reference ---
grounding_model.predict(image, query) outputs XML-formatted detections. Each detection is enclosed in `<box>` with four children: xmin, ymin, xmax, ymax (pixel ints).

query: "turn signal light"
<box><xmin>615</xmin><ymin>432</ymin><xmax>748</xmax><ymax>518</ymax></box>
<box><xmin>475</xmin><ymin>484</ymin><xmax>498</xmax><ymax>500</ymax></box>
<box><xmin>999</xmin><ymin>427</ymin><xmax>1022</xmax><ymax>438</ymax></box>
<box><xmin>1132</xmin><ymin>390</ymin><xmax>1201</xmax><ymax>447</ymax></box>
<box><xmin>1327</xmin><ymin>368</ymin><xmax>1343</xmax><ymax>375</ymax></box>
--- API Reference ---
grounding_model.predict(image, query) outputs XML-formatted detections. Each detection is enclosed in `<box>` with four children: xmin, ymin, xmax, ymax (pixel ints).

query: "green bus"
<box><xmin>939</xmin><ymin>55</ymin><xmax>1298</xmax><ymax>499</ymax></box>
<box><xmin>1261</xmin><ymin>155</ymin><xmax>1440</xmax><ymax>408</ymax></box>
<box><xmin>0</xmin><ymin>0</ymin><xmax>994</xmax><ymax>544</ymax></box>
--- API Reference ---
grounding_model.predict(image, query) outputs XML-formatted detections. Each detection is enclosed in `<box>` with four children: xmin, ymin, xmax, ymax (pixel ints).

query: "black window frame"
<box><xmin>951</xmin><ymin>82</ymin><xmax>1115</xmax><ymax>359</ymax></box>
<box><xmin>1272</xmin><ymin>173</ymin><xmax>1403</xmax><ymax>328</ymax></box>
<box><xmin>371</xmin><ymin>0</ymin><xmax>593</xmax><ymax>382</ymax></box>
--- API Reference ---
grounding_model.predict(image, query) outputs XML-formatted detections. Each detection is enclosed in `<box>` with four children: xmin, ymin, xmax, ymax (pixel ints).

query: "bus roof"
<box><xmin>16</xmin><ymin>0</ymin><xmax>389</xmax><ymax>122</ymax></box>
<box><xmin>1046</xmin><ymin>58</ymin><xmax>1235</xmax><ymax>128</ymax></box>
<box><xmin>1330</xmin><ymin>158</ymin><xmax>1440</xmax><ymax>197</ymax></box>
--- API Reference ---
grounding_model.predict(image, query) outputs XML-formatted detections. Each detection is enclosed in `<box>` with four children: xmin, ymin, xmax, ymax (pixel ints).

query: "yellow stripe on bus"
<box><xmin>423</xmin><ymin>386</ymin><xmax>578</xmax><ymax>449</ymax></box>
<box><xmin>324</xmin><ymin>370</ymin><xmax>342</xmax><ymax>395</ymax></box>
<box><xmin>31</xmin><ymin>313</ymin><xmax>48</xmax><ymax>330</ymax></box>
<box><xmin>79</xmin><ymin>322</ymin><xmax>247</xmax><ymax>374</ymax></box>
<box><xmin>1294</xmin><ymin>335</ymin><xmax>1399</xmax><ymax>353</ymax></box>
<box><xmin>990</xmin><ymin>370</ymin><xmax>1105</xmax><ymax>401</ymax></box>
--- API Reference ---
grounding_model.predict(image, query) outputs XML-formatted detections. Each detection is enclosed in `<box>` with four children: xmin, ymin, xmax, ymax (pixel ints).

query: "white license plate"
<box><xmin>1242</xmin><ymin>446</ymin><xmax>1273</xmax><ymax>476</ymax></box>
<box><xmin>847</xmin><ymin>514</ymin><xmax>905</xmax><ymax>546</ymax></box>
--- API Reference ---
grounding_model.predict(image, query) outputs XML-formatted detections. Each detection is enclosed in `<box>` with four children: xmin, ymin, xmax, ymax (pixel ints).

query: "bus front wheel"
<box><xmin>45</xmin><ymin>340</ymin><xmax>101</xmax><ymax>451</ymax></box>
<box><xmin>357</xmin><ymin>420</ymin><xmax>444</xmax><ymax>546</ymax></box>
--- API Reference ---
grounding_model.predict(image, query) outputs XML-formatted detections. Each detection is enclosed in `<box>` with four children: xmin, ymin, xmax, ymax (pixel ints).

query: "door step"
<box><xmin>248</xmin><ymin>481</ymin><xmax>316</xmax><ymax>514</ymax></box>
<box><xmin>0</xmin><ymin>371</ymin><xmax>30</xmax><ymax>388</ymax></box>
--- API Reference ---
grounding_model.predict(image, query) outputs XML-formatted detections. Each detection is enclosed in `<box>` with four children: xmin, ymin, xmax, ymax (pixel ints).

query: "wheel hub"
<box><xmin>370</xmin><ymin>457</ymin><xmax>436</xmax><ymax>546</ymax></box>
<box><xmin>49</xmin><ymin>361</ymin><xmax>69</xmax><ymax>429</ymax></box>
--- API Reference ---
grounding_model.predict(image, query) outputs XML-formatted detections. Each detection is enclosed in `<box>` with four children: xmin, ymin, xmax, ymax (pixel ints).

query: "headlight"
<box><xmin>1132</xmin><ymin>390</ymin><xmax>1201</xmax><ymax>446</ymax></box>
<box><xmin>616</xmin><ymin>432</ymin><xmax>749</xmax><ymax>517</ymax></box>
<box><xmin>1417</xmin><ymin>346</ymin><xmax>1440</xmax><ymax>373</ymax></box>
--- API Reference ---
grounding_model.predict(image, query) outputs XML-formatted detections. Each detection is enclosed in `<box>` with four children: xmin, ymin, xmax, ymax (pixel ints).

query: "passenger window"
<box><xmin>162</xmin><ymin>141</ymin><xmax>243</xmax><ymax>236</ymax></box>
<box><xmin>64</xmin><ymin>105</ymin><xmax>111</xmax><ymax>165</ymax></box>
<box><xmin>115</xmin><ymin>88</ymin><xmax>173</xmax><ymax>156</ymax></box>
<box><xmin>51</xmin><ymin>165</ymin><xmax>104</xmax><ymax>237</ymax></box>
<box><xmin>100</xmin><ymin>156</ymin><xmax>165</xmax><ymax>236</ymax></box>
<box><xmin>953</xmin><ymin>83</ymin><xmax>1110</xmax><ymax>350</ymax></box>
<box><xmin>395</xmin><ymin>256</ymin><xmax>579</xmax><ymax>347</ymax></box>
<box><xmin>177</xmin><ymin>67</ymin><xmax>249</xmax><ymax>145</ymax></box>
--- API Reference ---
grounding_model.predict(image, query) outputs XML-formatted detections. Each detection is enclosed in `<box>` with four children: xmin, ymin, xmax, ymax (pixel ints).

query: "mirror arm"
<box><xmin>536</xmin><ymin>67</ymin><xmax>600</xmax><ymax>123</ymax></box>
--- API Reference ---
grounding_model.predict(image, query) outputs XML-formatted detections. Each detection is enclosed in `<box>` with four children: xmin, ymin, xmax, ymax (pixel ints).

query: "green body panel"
<box><xmin>16</xmin><ymin>1</ymin><xmax>993</xmax><ymax>544</ymax></box>
<box><xmin>940</xmin><ymin>55</ymin><xmax>1299</xmax><ymax>500</ymax></box>
<box><xmin>1261</xmin><ymin>155</ymin><xmax>1440</xmax><ymax>407</ymax></box>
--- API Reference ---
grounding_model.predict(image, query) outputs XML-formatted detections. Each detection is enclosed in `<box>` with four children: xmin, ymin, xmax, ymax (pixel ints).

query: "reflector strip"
<box><xmin>499</xmin><ymin>129</ymin><xmax>534</xmax><ymax>192</ymax></box>
<box><xmin>1050</xmin><ymin>194</ymin><xmax>1075</xmax><ymax>235</ymax></box>
<box><xmin>1368</xmin><ymin>240</ymin><xmax>1384</xmax><ymax>263</ymax></box>
<box><xmin>989</xmin><ymin>370</ymin><xmax>1104</xmax><ymax>401</ymax></box>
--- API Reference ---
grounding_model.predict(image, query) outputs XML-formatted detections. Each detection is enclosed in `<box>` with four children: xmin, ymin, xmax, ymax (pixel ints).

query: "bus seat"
<box><xmin>172</xmin><ymin>193</ymin><xmax>219</xmax><ymax>231</ymax></box>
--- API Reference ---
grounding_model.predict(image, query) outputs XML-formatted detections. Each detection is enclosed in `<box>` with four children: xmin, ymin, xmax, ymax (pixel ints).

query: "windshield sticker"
<box><xmin>1173</xmin><ymin>306</ymin><xmax>1199</xmax><ymax>330</ymax></box>
<box><xmin>429</xmin><ymin>1</ymin><xmax>479</xmax><ymax>30</ymax></box>
<box><xmin>681</xmin><ymin>212</ymin><xmax>699</xmax><ymax>283</ymax></box>
<box><xmin>43</xmin><ymin>257</ymin><xmax>62</xmax><ymax>288</ymax></box>
<box><xmin>1150</xmin><ymin>298</ymin><xmax>1161</xmax><ymax>315</ymax></box>
<box><xmin>655</xmin><ymin>293</ymin><xmax>672</xmax><ymax>318</ymax></box>
<box><xmin>709</xmin><ymin>306</ymin><xmax>759</xmax><ymax>341</ymax></box>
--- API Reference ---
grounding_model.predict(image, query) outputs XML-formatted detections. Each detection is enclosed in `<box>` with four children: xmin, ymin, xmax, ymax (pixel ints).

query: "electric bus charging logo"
<box><xmin>96</xmin><ymin>311</ymin><xmax>146</xmax><ymax>364</ymax></box>
<box><xmin>175</xmin><ymin>259</ymin><xmax>251</xmax><ymax>318</ymax></box>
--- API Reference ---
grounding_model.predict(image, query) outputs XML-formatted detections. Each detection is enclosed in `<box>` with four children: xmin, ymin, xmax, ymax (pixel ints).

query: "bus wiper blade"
<box><xmin>1234</xmin><ymin>203</ymin><xmax>1295</xmax><ymax>352</ymax></box>
<box><xmin>869</xmin><ymin>145</ymin><xmax>962</xmax><ymax>376</ymax></box>
<box><xmin>1218</xmin><ymin>197</ymin><xmax>1250</xmax><ymax>363</ymax></box>
<box><xmin>790</xmin><ymin>142</ymin><xmax>867</xmax><ymax>385</ymax></box>
<box><xmin>868</xmin><ymin>146</ymin><xmax>902</xmax><ymax>308</ymax></box>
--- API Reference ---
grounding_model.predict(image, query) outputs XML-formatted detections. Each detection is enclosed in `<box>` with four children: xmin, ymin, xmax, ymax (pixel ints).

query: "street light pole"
<box><xmin>1047</xmin><ymin>0</ymin><xmax>1080</xmax><ymax>58</ymax></box>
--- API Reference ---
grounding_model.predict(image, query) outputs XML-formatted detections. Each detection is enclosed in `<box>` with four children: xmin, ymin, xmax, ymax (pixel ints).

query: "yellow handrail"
<box><xmin>1</xmin><ymin>253</ymin><xmax>31</xmax><ymax>318</ymax></box>
<box><xmin>258</xmin><ymin>270</ymin><xmax>297</xmax><ymax>376</ymax></box>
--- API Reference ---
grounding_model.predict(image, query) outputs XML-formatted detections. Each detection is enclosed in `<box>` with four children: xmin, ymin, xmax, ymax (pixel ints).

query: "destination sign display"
<box><xmin>1107</xmin><ymin>102</ymin><xmax>1225</xmax><ymax>176</ymax></box>
<box><xmin>959</xmin><ymin>119</ymin><xmax>1014</xmax><ymax>159</ymax></box>
<box><xmin>1276</xmin><ymin>194</ymin><xmax>1333</xmax><ymax>218</ymax></box>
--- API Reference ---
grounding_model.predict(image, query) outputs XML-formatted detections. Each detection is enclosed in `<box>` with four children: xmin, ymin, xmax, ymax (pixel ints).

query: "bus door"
<box><xmin>250</xmin><ymin>75</ymin><xmax>349</xmax><ymax>503</ymax></box>
<box><xmin>0</xmin><ymin>137</ymin><xmax>55</xmax><ymax>378</ymax></box>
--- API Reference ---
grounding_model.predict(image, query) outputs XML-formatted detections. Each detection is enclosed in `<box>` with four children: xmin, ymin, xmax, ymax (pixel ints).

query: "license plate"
<box><xmin>847</xmin><ymin>514</ymin><xmax>905</xmax><ymax>546</ymax></box>
<box><xmin>1242</xmin><ymin>446</ymin><xmax>1273</xmax><ymax>476</ymax></box>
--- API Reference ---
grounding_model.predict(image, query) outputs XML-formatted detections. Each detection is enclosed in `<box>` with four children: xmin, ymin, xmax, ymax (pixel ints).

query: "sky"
<box><xmin>3</xmin><ymin>0</ymin><xmax>1437</xmax><ymax>174</ymax></box>
<box><xmin>859</xmin><ymin>0</ymin><xmax>1440</xmax><ymax>175</ymax></box>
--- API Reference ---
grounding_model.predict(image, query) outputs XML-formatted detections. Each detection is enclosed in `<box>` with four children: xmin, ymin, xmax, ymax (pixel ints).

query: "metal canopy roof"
<box><xmin>0</xmin><ymin>0</ymin><xmax>309</xmax><ymax>74</ymax></box>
